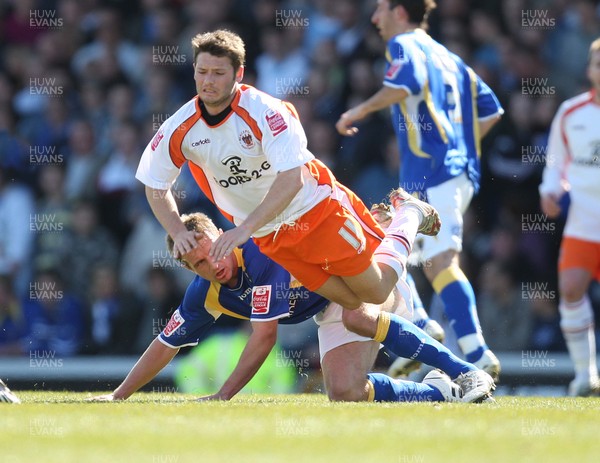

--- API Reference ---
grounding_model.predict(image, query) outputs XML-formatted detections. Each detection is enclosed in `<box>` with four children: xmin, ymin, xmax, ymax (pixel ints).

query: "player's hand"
<box><xmin>335</xmin><ymin>108</ymin><xmax>363</xmax><ymax>136</ymax></box>
<box><xmin>540</xmin><ymin>194</ymin><xmax>561</xmax><ymax>219</ymax></box>
<box><xmin>209</xmin><ymin>226</ymin><xmax>251</xmax><ymax>262</ymax></box>
<box><xmin>171</xmin><ymin>229</ymin><xmax>202</xmax><ymax>259</ymax></box>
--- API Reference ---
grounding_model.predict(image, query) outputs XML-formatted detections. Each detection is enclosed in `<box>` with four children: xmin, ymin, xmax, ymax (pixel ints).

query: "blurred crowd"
<box><xmin>1</xmin><ymin>0</ymin><xmax>600</xmax><ymax>364</ymax></box>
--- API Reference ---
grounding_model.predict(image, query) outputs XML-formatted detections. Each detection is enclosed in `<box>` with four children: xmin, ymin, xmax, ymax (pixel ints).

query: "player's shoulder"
<box><xmin>237</xmin><ymin>84</ymin><xmax>284</xmax><ymax>111</ymax></box>
<box><xmin>239</xmin><ymin>239</ymin><xmax>268</xmax><ymax>267</ymax></box>
<box><xmin>183</xmin><ymin>275</ymin><xmax>212</xmax><ymax>304</ymax></box>
<box><xmin>161</xmin><ymin>97</ymin><xmax>200</xmax><ymax>131</ymax></box>
<box><xmin>559</xmin><ymin>91</ymin><xmax>594</xmax><ymax>115</ymax></box>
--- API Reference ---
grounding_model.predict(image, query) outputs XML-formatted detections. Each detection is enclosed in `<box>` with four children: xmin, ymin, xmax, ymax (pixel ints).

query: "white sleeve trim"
<box><xmin>478</xmin><ymin>109</ymin><xmax>504</xmax><ymax>121</ymax></box>
<box><xmin>250</xmin><ymin>312</ymin><xmax>291</xmax><ymax>322</ymax></box>
<box><xmin>383</xmin><ymin>81</ymin><xmax>413</xmax><ymax>95</ymax></box>
<box><xmin>157</xmin><ymin>335</ymin><xmax>199</xmax><ymax>349</ymax></box>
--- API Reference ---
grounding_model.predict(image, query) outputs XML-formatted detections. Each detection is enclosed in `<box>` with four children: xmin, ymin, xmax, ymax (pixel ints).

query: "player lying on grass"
<box><xmin>91</xmin><ymin>212</ymin><xmax>494</xmax><ymax>403</ymax></box>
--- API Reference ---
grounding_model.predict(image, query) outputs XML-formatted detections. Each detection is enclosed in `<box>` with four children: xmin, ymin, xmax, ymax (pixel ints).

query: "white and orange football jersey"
<box><xmin>136</xmin><ymin>84</ymin><xmax>333</xmax><ymax>237</ymax></box>
<box><xmin>540</xmin><ymin>90</ymin><xmax>600</xmax><ymax>243</ymax></box>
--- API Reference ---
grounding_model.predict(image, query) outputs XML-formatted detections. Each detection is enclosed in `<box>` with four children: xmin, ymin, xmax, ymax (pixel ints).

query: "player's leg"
<box><xmin>557</xmin><ymin>237</ymin><xmax>600</xmax><ymax>396</ymax></box>
<box><xmin>388</xmin><ymin>272</ymin><xmax>445</xmax><ymax>377</ymax></box>
<box><xmin>341</xmin><ymin>297</ymin><xmax>494</xmax><ymax>402</ymax></box>
<box><xmin>421</xmin><ymin>174</ymin><xmax>499</xmax><ymax>379</ymax></box>
<box><xmin>317</xmin><ymin>304</ymin><xmax>459</xmax><ymax>402</ymax></box>
<box><xmin>338</xmin><ymin>185</ymin><xmax>441</xmax><ymax>305</ymax></box>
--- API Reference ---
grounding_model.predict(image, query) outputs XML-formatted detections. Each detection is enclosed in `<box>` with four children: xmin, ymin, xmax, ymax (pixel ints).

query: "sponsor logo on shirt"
<box><xmin>192</xmin><ymin>138</ymin><xmax>211</xmax><ymax>146</ymax></box>
<box><xmin>265</xmin><ymin>109</ymin><xmax>288</xmax><ymax>136</ymax></box>
<box><xmin>238</xmin><ymin>130</ymin><xmax>255</xmax><ymax>149</ymax></box>
<box><xmin>151</xmin><ymin>129</ymin><xmax>164</xmax><ymax>151</ymax></box>
<box><xmin>163</xmin><ymin>310</ymin><xmax>185</xmax><ymax>337</ymax></box>
<box><xmin>252</xmin><ymin>285</ymin><xmax>272</xmax><ymax>314</ymax></box>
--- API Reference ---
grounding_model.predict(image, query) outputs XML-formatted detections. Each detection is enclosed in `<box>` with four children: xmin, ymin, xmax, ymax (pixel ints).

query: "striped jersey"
<box><xmin>383</xmin><ymin>29</ymin><xmax>503</xmax><ymax>193</ymax></box>
<box><xmin>136</xmin><ymin>84</ymin><xmax>333</xmax><ymax>237</ymax></box>
<box><xmin>158</xmin><ymin>240</ymin><xmax>328</xmax><ymax>348</ymax></box>
<box><xmin>540</xmin><ymin>90</ymin><xmax>600</xmax><ymax>243</ymax></box>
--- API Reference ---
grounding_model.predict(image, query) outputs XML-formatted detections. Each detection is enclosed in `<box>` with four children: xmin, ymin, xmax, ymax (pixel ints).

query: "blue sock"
<box><xmin>433</xmin><ymin>267</ymin><xmax>488</xmax><ymax>363</ymax></box>
<box><xmin>367</xmin><ymin>373</ymin><xmax>443</xmax><ymax>402</ymax></box>
<box><xmin>374</xmin><ymin>312</ymin><xmax>474</xmax><ymax>379</ymax></box>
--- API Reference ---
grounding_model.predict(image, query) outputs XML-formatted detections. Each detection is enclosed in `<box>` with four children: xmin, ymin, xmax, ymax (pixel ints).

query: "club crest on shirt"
<box><xmin>163</xmin><ymin>309</ymin><xmax>185</xmax><ymax>337</ymax></box>
<box><xmin>385</xmin><ymin>58</ymin><xmax>403</xmax><ymax>80</ymax></box>
<box><xmin>265</xmin><ymin>109</ymin><xmax>288</xmax><ymax>136</ymax></box>
<box><xmin>238</xmin><ymin>129</ymin><xmax>255</xmax><ymax>149</ymax></box>
<box><xmin>252</xmin><ymin>285</ymin><xmax>272</xmax><ymax>314</ymax></box>
<box><xmin>151</xmin><ymin>128</ymin><xmax>164</xmax><ymax>151</ymax></box>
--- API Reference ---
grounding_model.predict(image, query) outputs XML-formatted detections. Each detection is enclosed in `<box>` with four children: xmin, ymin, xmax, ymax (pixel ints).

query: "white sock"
<box><xmin>560</xmin><ymin>296</ymin><xmax>598</xmax><ymax>381</ymax></box>
<box><xmin>386</xmin><ymin>206</ymin><xmax>421</xmax><ymax>247</ymax></box>
<box><xmin>457</xmin><ymin>332</ymin><xmax>486</xmax><ymax>357</ymax></box>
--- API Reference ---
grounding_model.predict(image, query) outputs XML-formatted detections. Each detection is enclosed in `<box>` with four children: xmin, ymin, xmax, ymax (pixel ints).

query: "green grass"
<box><xmin>2</xmin><ymin>393</ymin><xmax>599</xmax><ymax>463</ymax></box>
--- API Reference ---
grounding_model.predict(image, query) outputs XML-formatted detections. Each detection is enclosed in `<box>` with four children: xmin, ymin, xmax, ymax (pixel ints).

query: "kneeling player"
<box><xmin>91</xmin><ymin>213</ymin><xmax>493</xmax><ymax>403</ymax></box>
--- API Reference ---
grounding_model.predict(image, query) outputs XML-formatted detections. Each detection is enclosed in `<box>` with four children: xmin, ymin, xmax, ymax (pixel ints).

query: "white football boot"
<box><xmin>0</xmin><ymin>379</ymin><xmax>21</xmax><ymax>404</ymax></box>
<box><xmin>423</xmin><ymin>370</ymin><xmax>462</xmax><ymax>402</ymax></box>
<box><xmin>454</xmin><ymin>369</ymin><xmax>496</xmax><ymax>403</ymax></box>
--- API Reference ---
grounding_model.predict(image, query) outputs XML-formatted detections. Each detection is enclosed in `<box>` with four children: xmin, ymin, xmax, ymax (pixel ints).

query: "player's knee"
<box><xmin>559</xmin><ymin>280</ymin><xmax>587</xmax><ymax>302</ymax></box>
<box><xmin>342</xmin><ymin>309</ymin><xmax>372</xmax><ymax>337</ymax></box>
<box><xmin>355</xmin><ymin>287</ymin><xmax>389</xmax><ymax>306</ymax></box>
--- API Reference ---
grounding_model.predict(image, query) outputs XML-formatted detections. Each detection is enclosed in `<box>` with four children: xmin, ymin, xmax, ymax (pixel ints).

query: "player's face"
<box><xmin>180</xmin><ymin>236</ymin><xmax>238</xmax><ymax>286</ymax></box>
<box><xmin>193</xmin><ymin>53</ymin><xmax>243</xmax><ymax>113</ymax></box>
<box><xmin>372</xmin><ymin>0</ymin><xmax>395</xmax><ymax>41</ymax></box>
<box><xmin>587</xmin><ymin>50</ymin><xmax>600</xmax><ymax>92</ymax></box>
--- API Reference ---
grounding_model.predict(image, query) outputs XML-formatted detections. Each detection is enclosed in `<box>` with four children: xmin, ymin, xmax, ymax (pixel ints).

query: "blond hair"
<box><xmin>165</xmin><ymin>212</ymin><xmax>219</xmax><ymax>254</ymax></box>
<box><xmin>191</xmin><ymin>29</ymin><xmax>245</xmax><ymax>70</ymax></box>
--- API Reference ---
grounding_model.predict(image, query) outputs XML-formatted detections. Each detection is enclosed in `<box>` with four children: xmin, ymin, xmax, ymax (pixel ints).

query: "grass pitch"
<box><xmin>1</xmin><ymin>392</ymin><xmax>599</xmax><ymax>463</ymax></box>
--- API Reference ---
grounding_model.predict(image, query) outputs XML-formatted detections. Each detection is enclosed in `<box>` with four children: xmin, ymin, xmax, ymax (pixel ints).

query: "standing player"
<box><xmin>539</xmin><ymin>38</ymin><xmax>600</xmax><ymax>396</ymax></box>
<box><xmin>91</xmin><ymin>212</ymin><xmax>492</xmax><ymax>403</ymax></box>
<box><xmin>336</xmin><ymin>0</ymin><xmax>503</xmax><ymax>379</ymax></box>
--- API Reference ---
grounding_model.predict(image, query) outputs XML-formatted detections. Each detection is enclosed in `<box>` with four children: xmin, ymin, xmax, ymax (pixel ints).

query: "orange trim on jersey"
<box><xmin>231</xmin><ymin>86</ymin><xmax>263</xmax><ymax>141</ymax></box>
<box><xmin>188</xmin><ymin>161</ymin><xmax>234</xmax><ymax>223</ymax></box>
<box><xmin>168</xmin><ymin>97</ymin><xmax>202</xmax><ymax>168</ymax></box>
<box><xmin>282</xmin><ymin>101</ymin><xmax>299</xmax><ymax>120</ymax></box>
<box><xmin>560</xmin><ymin>91</ymin><xmax>593</xmax><ymax>162</ymax></box>
<box><xmin>305</xmin><ymin>159</ymin><xmax>336</xmax><ymax>188</ymax></box>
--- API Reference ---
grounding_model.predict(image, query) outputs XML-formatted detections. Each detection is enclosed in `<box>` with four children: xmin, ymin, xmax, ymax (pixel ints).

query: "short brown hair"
<box><xmin>165</xmin><ymin>212</ymin><xmax>219</xmax><ymax>254</ymax></box>
<box><xmin>389</xmin><ymin>0</ymin><xmax>437</xmax><ymax>29</ymax></box>
<box><xmin>191</xmin><ymin>29</ymin><xmax>245</xmax><ymax>71</ymax></box>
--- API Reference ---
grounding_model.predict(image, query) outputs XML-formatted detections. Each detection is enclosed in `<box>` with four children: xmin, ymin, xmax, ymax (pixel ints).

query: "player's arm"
<box><xmin>210</xmin><ymin>167</ymin><xmax>303</xmax><ymax>261</ymax></box>
<box><xmin>336</xmin><ymin>86</ymin><xmax>409</xmax><ymax>136</ymax></box>
<box><xmin>90</xmin><ymin>338</ymin><xmax>179</xmax><ymax>401</ymax></box>
<box><xmin>478</xmin><ymin>114</ymin><xmax>501</xmax><ymax>138</ymax></box>
<box><xmin>199</xmin><ymin>319</ymin><xmax>279</xmax><ymax>401</ymax></box>
<box><xmin>539</xmin><ymin>103</ymin><xmax>569</xmax><ymax>218</ymax></box>
<box><xmin>145</xmin><ymin>186</ymin><xmax>200</xmax><ymax>258</ymax></box>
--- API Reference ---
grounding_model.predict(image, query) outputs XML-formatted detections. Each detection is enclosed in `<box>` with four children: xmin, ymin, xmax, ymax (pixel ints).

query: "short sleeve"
<box><xmin>383</xmin><ymin>39</ymin><xmax>424</xmax><ymax>95</ymax></box>
<box><xmin>259</xmin><ymin>102</ymin><xmax>314</xmax><ymax>173</ymax></box>
<box><xmin>136</xmin><ymin>120</ymin><xmax>182</xmax><ymax>190</ymax></box>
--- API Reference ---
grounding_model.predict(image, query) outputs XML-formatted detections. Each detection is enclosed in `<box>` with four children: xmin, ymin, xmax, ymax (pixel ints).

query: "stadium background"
<box><xmin>0</xmin><ymin>0</ymin><xmax>599</xmax><ymax>395</ymax></box>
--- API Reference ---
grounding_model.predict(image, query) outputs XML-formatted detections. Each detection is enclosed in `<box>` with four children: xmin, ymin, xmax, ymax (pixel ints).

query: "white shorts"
<box><xmin>412</xmin><ymin>172</ymin><xmax>474</xmax><ymax>262</ymax></box>
<box><xmin>314</xmin><ymin>302</ymin><xmax>373</xmax><ymax>362</ymax></box>
<box><xmin>313</xmin><ymin>279</ymin><xmax>414</xmax><ymax>362</ymax></box>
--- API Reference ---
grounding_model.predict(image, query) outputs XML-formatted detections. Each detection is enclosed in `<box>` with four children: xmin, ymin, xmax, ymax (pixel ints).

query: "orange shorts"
<box><xmin>558</xmin><ymin>236</ymin><xmax>600</xmax><ymax>281</ymax></box>
<box><xmin>254</xmin><ymin>183</ymin><xmax>385</xmax><ymax>291</ymax></box>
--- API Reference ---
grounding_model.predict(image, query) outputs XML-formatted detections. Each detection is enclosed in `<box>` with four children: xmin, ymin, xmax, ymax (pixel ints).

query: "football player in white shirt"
<box><xmin>540</xmin><ymin>37</ymin><xmax>600</xmax><ymax>396</ymax></box>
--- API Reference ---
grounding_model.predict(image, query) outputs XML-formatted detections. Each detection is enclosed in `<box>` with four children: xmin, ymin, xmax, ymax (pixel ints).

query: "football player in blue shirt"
<box><xmin>91</xmin><ymin>211</ymin><xmax>493</xmax><ymax>403</ymax></box>
<box><xmin>336</xmin><ymin>0</ymin><xmax>504</xmax><ymax>379</ymax></box>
